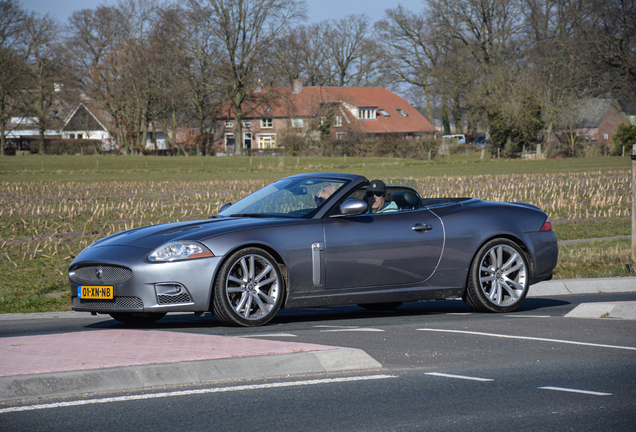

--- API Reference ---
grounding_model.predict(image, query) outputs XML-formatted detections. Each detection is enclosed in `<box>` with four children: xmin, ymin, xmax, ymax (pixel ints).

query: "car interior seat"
<box><xmin>391</xmin><ymin>190</ymin><xmax>421</xmax><ymax>210</ymax></box>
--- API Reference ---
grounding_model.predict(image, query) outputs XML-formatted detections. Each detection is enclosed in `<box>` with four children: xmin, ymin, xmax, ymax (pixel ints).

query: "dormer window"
<box><xmin>396</xmin><ymin>108</ymin><xmax>408</xmax><ymax>117</ymax></box>
<box><xmin>358</xmin><ymin>108</ymin><xmax>376</xmax><ymax>120</ymax></box>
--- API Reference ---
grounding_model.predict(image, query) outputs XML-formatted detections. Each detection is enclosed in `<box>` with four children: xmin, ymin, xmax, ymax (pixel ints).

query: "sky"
<box><xmin>20</xmin><ymin>0</ymin><xmax>423</xmax><ymax>24</ymax></box>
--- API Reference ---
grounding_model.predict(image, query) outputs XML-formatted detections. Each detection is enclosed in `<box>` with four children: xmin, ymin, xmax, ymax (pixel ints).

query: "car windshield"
<box><xmin>217</xmin><ymin>176</ymin><xmax>349</xmax><ymax>218</ymax></box>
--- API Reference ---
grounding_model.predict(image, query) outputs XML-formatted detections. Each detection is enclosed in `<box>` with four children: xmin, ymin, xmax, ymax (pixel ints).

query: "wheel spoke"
<box><xmin>503</xmin><ymin>262</ymin><xmax>524</xmax><ymax>276</ymax></box>
<box><xmin>254</xmin><ymin>265</ymin><xmax>273</xmax><ymax>283</ymax></box>
<box><xmin>480</xmin><ymin>266</ymin><xmax>495</xmax><ymax>275</ymax></box>
<box><xmin>234</xmin><ymin>292</ymin><xmax>248</xmax><ymax>312</ymax></box>
<box><xmin>504</xmin><ymin>277</ymin><xmax>524</xmax><ymax>292</ymax></box>
<box><xmin>227</xmin><ymin>286</ymin><xmax>245</xmax><ymax>294</ymax></box>
<box><xmin>501</xmin><ymin>253</ymin><xmax>519</xmax><ymax>271</ymax></box>
<box><xmin>252</xmin><ymin>294</ymin><xmax>269</xmax><ymax>314</ymax></box>
<box><xmin>243</xmin><ymin>295</ymin><xmax>253</xmax><ymax>318</ymax></box>
<box><xmin>239</xmin><ymin>258</ymin><xmax>249</xmax><ymax>281</ymax></box>
<box><xmin>258</xmin><ymin>291</ymin><xmax>275</xmax><ymax>305</ymax></box>
<box><xmin>500</xmin><ymin>280</ymin><xmax>519</xmax><ymax>299</ymax></box>
<box><xmin>248</xmin><ymin>256</ymin><xmax>255</xmax><ymax>280</ymax></box>
<box><xmin>258</xmin><ymin>275</ymin><xmax>277</xmax><ymax>287</ymax></box>
<box><xmin>496</xmin><ymin>246</ymin><xmax>503</xmax><ymax>268</ymax></box>
<box><xmin>228</xmin><ymin>275</ymin><xmax>245</xmax><ymax>286</ymax></box>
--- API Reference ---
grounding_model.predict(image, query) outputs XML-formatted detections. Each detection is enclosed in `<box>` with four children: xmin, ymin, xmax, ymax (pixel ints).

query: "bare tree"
<box><xmin>23</xmin><ymin>13</ymin><xmax>65</xmax><ymax>154</ymax></box>
<box><xmin>0</xmin><ymin>0</ymin><xmax>28</xmax><ymax>156</ymax></box>
<box><xmin>184</xmin><ymin>0</ymin><xmax>306</xmax><ymax>155</ymax></box>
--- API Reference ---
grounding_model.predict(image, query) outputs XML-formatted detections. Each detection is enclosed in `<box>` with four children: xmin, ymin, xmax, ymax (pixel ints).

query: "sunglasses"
<box><xmin>366</xmin><ymin>191</ymin><xmax>384</xmax><ymax>197</ymax></box>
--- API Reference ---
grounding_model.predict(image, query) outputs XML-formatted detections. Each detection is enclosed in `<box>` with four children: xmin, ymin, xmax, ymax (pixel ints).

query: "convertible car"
<box><xmin>69</xmin><ymin>173</ymin><xmax>558</xmax><ymax>327</ymax></box>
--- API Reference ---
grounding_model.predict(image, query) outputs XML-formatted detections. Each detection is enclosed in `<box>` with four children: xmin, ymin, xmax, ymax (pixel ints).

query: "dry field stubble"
<box><xmin>0</xmin><ymin>169</ymin><xmax>632</xmax><ymax>313</ymax></box>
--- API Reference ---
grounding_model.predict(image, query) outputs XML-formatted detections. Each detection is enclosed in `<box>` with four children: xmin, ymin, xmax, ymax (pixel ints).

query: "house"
<box><xmin>214</xmin><ymin>80</ymin><xmax>437</xmax><ymax>153</ymax></box>
<box><xmin>60</xmin><ymin>102</ymin><xmax>115</xmax><ymax>149</ymax></box>
<box><xmin>567</xmin><ymin>99</ymin><xmax>630</xmax><ymax>142</ymax></box>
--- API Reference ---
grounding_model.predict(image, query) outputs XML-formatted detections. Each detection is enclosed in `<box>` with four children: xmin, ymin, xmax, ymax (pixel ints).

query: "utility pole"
<box><xmin>632</xmin><ymin>144</ymin><xmax>636</xmax><ymax>272</ymax></box>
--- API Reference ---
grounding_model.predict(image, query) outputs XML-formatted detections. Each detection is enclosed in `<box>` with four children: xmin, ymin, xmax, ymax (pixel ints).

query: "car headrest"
<box><xmin>392</xmin><ymin>190</ymin><xmax>420</xmax><ymax>210</ymax></box>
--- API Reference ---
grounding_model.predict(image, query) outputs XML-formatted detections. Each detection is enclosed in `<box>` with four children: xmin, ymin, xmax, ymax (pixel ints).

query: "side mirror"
<box><xmin>333</xmin><ymin>198</ymin><xmax>367</xmax><ymax>217</ymax></box>
<box><xmin>219</xmin><ymin>202</ymin><xmax>232</xmax><ymax>212</ymax></box>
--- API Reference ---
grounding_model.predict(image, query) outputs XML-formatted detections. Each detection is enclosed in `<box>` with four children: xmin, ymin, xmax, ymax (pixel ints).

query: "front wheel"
<box><xmin>213</xmin><ymin>248</ymin><xmax>284</xmax><ymax>327</ymax></box>
<box><xmin>463</xmin><ymin>238</ymin><xmax>529</xmax><ymax>313</ymax></box>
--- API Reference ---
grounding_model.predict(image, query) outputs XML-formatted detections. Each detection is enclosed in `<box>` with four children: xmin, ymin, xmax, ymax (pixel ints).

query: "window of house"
<box><xmin>378</xmin><ymin>109</ymin><xmax>390</xmax><ymax>117</ymax></box>
<box><xmin>244</xmin><ymin>132</ymin><xmax>252</xmax><ymax>149</ymax></box>
<box><xmin>396</xmin><ymin>109</ymin><xmax>408</xmax><ymax>117</ymax></box>
<box><xmin>77</xmin><ymin>134</ymin><xmax>83</xmax><ymax>139</ymax></box>
<box><xmin>259</xmin><ymin>134</ymin><xmax>276</xmax><ymax>148</ymax></box>
<box><xmin>291</xmin><ymin>118</ymin><xmax>304</xmax><ymax>128</ymax></box>
<box><xmin>243</xmin><ymin>121</ymin><xmax>252</xmax><ymax>128</ymax></box>
<box><xmin>69</xmin><ymin>133</ymin><xmax>75</xmax><ymax>139</ymax></box>
<box><xmin>225</xmin><ymin>133</ymin><xmax>235</xmax><ymax>147</ymax></box>
<box><xmin>336</xmin><ymin>132</ymin><xmax>346</xmax><ymax>140</ymax></box>
<box><xmin>261</xmin><ymin>118</ymin><xmax>273</xmax><ymax>128</ymax></box>
<box><xmin>320</xmin><ymin>116</ymin><xmax>327</xmax><ymax>125</ymax></box>
<box><xmin>334</xmin><ymin>116</ymin><xmax>342</xmax><ymax>127</ymax></box>
<box><xmin>358</xmin><ymin>108</ymin><xmax>376</xmax><ymax>120</ymax></box>
<box><xmin>603</xmin><ymin>134</ymin><xmax>609</xmax><ymax>141</ymax></box>
<box><xmin>225</xmin><ymin>121</ymin><xmax>233</xmax><ymax>128</ymax></box>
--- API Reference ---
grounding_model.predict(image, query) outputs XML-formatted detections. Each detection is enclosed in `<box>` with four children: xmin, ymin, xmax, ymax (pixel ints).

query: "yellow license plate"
<box><xmin>78</xmin><ymin>286</ymin><xmax>114</xmax><ymax>299</ymax></box>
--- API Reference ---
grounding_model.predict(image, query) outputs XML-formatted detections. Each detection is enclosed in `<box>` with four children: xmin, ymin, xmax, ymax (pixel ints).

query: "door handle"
<box><xmin>412</xmin><ymin>223</ymin><xmax>433</xmax><ymax>232</ymax></box>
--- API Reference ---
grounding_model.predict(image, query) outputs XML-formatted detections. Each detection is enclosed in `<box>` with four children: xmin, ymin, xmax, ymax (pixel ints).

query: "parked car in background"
<box><xmin>442</xmin><ymin>134</ymin><xmax>466</xmax><ymax>144</ymax></box>
<box><xmin>470</xmin><ymin>136</ymin><xmax>491</xmax><ymax>147</ymax></box>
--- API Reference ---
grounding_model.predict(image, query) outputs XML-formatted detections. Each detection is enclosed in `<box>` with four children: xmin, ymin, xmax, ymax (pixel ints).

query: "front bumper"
<box><xmin>69</xmin><ymin>245</ymin><xmax>222</xmax><ymax>313</ymax></box>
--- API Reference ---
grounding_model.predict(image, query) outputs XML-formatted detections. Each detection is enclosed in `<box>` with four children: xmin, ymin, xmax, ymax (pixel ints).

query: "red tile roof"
<box><xmin>218</xmin><ymin>86</ymin><xmax>436</xmax><ymax>134</ymax></box>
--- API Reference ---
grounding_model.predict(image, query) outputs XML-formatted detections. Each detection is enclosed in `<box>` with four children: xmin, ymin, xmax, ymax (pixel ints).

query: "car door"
<box><xmin>322</xmin><ymin>209</ymin><xmax>444</xmax><ymax>290</ymax></box>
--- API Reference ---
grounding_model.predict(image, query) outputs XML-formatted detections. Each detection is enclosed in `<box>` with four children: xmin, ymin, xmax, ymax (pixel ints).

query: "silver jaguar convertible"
<box><xmin>69</xmin><ymin>173</ymin><xmax>558</xmax><ymax>327</ymax></box>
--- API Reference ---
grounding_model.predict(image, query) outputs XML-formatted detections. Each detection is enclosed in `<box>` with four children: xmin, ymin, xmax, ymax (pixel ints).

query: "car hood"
<box><xmin>87</xmin><ymin>217</ymin><xmax>302</xmax><ymax>250</ymax></box>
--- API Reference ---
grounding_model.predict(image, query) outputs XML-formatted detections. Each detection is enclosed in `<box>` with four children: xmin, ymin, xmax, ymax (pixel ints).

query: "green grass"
<box><xmin>554</xmin><ymin>239</ymin><xmax>633</xmax><ymax>280</ymax></box>
<box><xmin>0</xmin><ymin>154</ymin><xmax>633</xmax><ymax>313</ymax></box>
<box><xmin>0</xmin><ymin>154</ymin><xmax>630</xmax><ymax>182</ymax></box>
<box><xmin>553</xmin><ymin>218</ymin><xmax>631</xmax><ymax>241</ymax></box>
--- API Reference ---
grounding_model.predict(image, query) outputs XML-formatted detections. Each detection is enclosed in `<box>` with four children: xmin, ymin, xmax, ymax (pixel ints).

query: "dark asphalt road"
<box><xmin>1</xmin><ymin>292</ymin><xmax>635</xmax><ymax>431</ymax></box>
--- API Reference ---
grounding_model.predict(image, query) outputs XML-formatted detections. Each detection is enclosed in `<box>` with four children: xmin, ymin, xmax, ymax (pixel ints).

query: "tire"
<box><xmin>213</xmin><ymin>247</ymin><xmax>284</xmax><ymax>327</ymax></box>
<box><xmin>109</xmin><ymin>312</ymin><xmax>166</xmax><ymax>325</ymax></box>
<box><xmin>463</xmin><ymin>238</ymin><xmax>529</xmax><ymax>313</ymax></box>
<box><xmin>358</xmin><ymin>302</ymin><xmax>403</xmax><ymax>311</ymax></box>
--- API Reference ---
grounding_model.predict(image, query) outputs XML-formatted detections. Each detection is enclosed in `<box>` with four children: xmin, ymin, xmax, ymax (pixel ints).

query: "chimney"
<box><xmin>293</xmin><ymin>79</ymin><xmax>303</xmax><ymax>94</ymax></box>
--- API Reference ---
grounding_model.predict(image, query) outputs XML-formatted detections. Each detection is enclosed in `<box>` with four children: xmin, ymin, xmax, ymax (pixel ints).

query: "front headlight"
<box><xmin>148</xmin><ymin>241</ymin><xmax>213</xmax><ymax>262</ymax></box>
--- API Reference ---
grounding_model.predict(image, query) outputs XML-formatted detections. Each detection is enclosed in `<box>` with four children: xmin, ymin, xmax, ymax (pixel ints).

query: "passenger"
<box><xmin>365</xmin><ymin>180</ymin><xmax>398</xmax><ymax>213</ymax></box>
<box><xmin>314</xmin><ymin>186</ymin><xmax>335</xmax><ymax>207</ymax></box>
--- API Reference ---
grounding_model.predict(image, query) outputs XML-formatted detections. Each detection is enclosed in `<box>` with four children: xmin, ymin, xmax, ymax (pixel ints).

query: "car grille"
<box><xmin>72</xmin><ymin>265</ymin><xmax>133</xmax><ymax>283</ymax></box>
<box><xmin>73</xmin><ymin>296</ymin><xmax>143</xmax><ymax>309</ymax></box>
<box><xmin>157</xmin><ymin>292</ymin><xmax>192</xmax><ymax>305</ymax></box>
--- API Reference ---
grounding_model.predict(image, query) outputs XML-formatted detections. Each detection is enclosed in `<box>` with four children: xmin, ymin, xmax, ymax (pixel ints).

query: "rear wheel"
<box><xmin>463</xmin><ymin>238</ymin><xmax>529</xmax><ymax>313</ymax></box>
<box><xmin>358</xmin><ymin>302</ymin><xmax>403</xmax><ymax>311</ymax></box>
<box><xmin>109</xmin><ymin>312</ymin><xmax>166</xmax><ymax>325</ymax></box>
<box><xmin>213</xmin><ymin>247</ymin><xmax>284</xmax><ymax>327</ymax></box>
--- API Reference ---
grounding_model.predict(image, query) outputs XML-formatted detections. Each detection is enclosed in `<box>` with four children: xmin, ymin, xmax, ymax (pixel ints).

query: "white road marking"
<box><xmin>425</xmin><ymin>372</ymin><xmax>493</xmax><ymax>382</ymax></box>
<box><xmin>446</xmin><ymin>313</ymin><xmax>472</xmax><ymax>316</ymax></box>
<box><xmin>314</xmin><ymin>325</ymin><xmax>358</xmax><ymax>328</ymax></box>
<box><xmin>320</xmin><ymin>328</ymin><xmax>385</xmax><ymax>332</ymax></box>
<box><xmin>236</xmin><ymin>333</ymin><xmax>297</xmax><ymax>338</ymax></box>
<box><xmin>505</xmin><ymin>315</ymin><xmax>551</xmax><ymax>318</ymax></box>
<box><xmin>0</xmin><ymin>375</ymin><xmax>398</xmax><ymax>414</ymax></box>
<box><xmin>539</xmin><ymin>386</ymin><xmax>612</xmax><ymax>396</ymax></box>
<box><xmin>418</xmin><ymin>328</ymin><xmax>636</xmax><ymax>351</ymax></box>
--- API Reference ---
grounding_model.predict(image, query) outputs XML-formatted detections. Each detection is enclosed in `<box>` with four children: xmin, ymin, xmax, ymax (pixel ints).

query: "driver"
<box><xmin>365</xmin><ymin>180</ymin><xmax>398</xmax><ymax>213</ymax></box>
